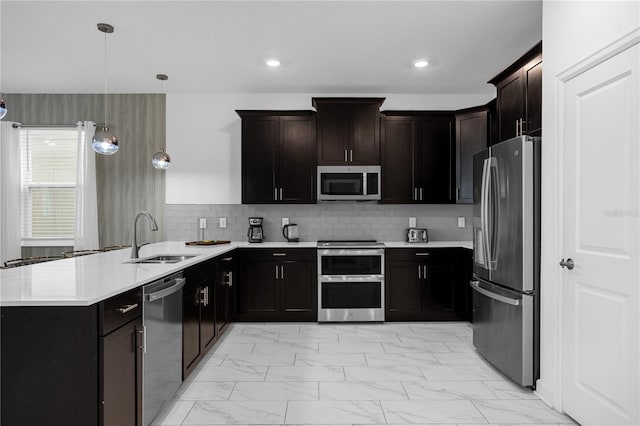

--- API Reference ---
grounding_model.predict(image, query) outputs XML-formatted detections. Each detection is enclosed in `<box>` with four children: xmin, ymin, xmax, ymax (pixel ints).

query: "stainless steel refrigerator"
<box><xmin>471</xmin><ymin>135</ymin><xmax>540</xmax><ymax>387</ymax></box>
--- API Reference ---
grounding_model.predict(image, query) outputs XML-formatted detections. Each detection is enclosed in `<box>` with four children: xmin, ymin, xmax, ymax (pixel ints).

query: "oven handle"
<box><xmin>319</xmin><ymin>275</ymin><xmax>384</xmax><ymax>283</ymax></box>
<box><xmin>317</xmin><ymin>249</ymin><xmax>385</xmax><ymax>256</ymax></box>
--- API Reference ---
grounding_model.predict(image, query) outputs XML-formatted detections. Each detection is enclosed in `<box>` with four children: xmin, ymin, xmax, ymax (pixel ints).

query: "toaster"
<box><xmin>406</xmin><ymin>228</ymin><xmax>428</xmax><ymax>243</ymax></box>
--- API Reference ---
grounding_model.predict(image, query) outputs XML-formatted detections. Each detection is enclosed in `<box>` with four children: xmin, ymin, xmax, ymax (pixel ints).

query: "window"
<box><xmin>20</xmin><ymin>128</ymin><xmax>79</xmax><ymax>245</ymax></box>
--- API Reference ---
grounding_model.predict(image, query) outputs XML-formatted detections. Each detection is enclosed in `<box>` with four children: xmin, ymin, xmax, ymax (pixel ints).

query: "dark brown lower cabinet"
<box><xmin>0</xmin><ymin>288</ymin><xmax>143</xmax><ymax>426</ymax></box>
<box><xmin>234</xmin><ymin>249</ymin><xmax>317</xmax><ymax>321</ymax></box>
<box><xmin>216</xmin><ymin>254</ymin><xmax>235</xmax><ymax>335</ymax></box>
<box><xmin>101</xmin><ymin>317</ymin><xmax>143</xmax><ymax>426</ymax></box>
<box><xmin>386</xmin><ymin>248</ymin><xmax>470</xmax><ymax>321</ymax></box>
<box><xmin>183</xmin><ymin>258</ymin><xmax>218</xmax><ymax>379</ymax></box>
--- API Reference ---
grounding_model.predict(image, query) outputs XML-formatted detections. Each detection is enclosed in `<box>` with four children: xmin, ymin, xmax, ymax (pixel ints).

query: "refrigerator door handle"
<box><xmin>487</xmin><ymin>157</ymin><xmax>498</xmax><ymax>269</ymax></box>
<box><xmin>480</xmin><ymin>158</ymin><xmax>492</xmax><ymax>270</ymax></box>
<box><xmin>470</xmin><ymin>280</ymin><xmax>521</xmax><ymax>306</ymax></box>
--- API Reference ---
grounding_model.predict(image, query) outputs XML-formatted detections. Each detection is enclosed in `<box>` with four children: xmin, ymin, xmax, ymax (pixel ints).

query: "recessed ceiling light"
<box><xmin>414</xmin><ymin>60</ymin><xmax>429</xmax><ymax>68</ymax></box>
<box><xmin>266</xmin><ymin>59</ymin><xmax>281</xmax><ymax>67</ymax></box>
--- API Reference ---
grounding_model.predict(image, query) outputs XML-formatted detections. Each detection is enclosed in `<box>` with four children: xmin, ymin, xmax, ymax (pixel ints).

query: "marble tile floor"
<box><xmin>152</xmin><ymin>322</ymin><xmax>576</xmax><ymax>426</ymax></box>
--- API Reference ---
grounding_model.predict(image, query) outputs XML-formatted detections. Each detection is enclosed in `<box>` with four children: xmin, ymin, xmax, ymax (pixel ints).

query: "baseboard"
<box><xmin>534</xmin><ymin>378</ymin><xmax>558</xmax><ymax>409</ymax></box>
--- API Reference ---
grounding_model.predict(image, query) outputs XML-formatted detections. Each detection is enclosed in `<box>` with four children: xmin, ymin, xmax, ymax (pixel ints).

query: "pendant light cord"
<box><xmin>104</xmin><ymin>29</ymin><xmax>108</xmax><ymax>127</ymax></box>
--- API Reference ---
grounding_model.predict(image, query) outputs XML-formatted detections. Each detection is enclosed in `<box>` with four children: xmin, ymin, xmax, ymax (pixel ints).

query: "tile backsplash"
<box><xmin>165</xmin><ymin>204</ymin><xmax>472</xmax><ymax>243</ymax></box>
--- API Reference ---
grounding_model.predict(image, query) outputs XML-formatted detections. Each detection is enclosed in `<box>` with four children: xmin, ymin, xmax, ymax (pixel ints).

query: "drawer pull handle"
<box><xmin>415</xmin><ymin>253</ymin><xmax>430</xmax><ymax>256</ymax></box>
<box><xmin>117</xmin><ymin>303</ymin><xmax>138</xmax><ymax>314</ymax></box>
<box><xmin>272</xmin><ymin>253</ymin><xmax>287</xmax><ymax>256</ymax></box>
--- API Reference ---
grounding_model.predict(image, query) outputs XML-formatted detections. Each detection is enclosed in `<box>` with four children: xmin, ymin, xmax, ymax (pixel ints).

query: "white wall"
<box><xmin>166</xmin><ymin>92</ymin><xmax>494</xmax><ymax>204</ymax></box>
<box><xmin>539</xmin><ymin>0</ymin><xmax>640</xmax><ymax>409</ymax></box>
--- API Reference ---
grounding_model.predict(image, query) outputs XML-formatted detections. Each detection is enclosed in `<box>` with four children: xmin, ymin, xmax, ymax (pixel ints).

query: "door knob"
<box><xmin>559</xmin><ymin>258</ymin><xmax>575</xmax><ymax>270</ymax></box>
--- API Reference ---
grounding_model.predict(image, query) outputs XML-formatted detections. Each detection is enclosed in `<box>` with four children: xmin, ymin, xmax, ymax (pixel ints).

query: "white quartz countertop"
<box><xmin>0</xmin><ymin>240</ymin><xmax>471</xmax><ymax>307</ymax></box>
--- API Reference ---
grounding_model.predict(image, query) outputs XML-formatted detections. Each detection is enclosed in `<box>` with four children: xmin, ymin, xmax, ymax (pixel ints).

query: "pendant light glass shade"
<box><xmin>92</xmin><ymin>124</ymin><xmax>119</xmax><ymax>155</ymax></box>
<box><xmin>0</xmin><ymin>98</ymin><xmax>7</xmax><ymax>120</ymax></box>
<box><xmin>93</xmin><ymin>23</ymin><xmax>118</xmax><ymax>155</ymax></box>
<box><xmin>152</xmin><ymin>148</ymin><xmax>171</xmax><ymax>169</ymax></box>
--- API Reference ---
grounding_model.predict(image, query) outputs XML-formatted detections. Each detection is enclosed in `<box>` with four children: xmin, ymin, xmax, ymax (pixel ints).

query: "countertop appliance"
<box><xmin>406</xmin><ymin>228</ymin><xmax>428</xmax><ymax>243</ymax></box>
<box><xmin>317</xmin><ymin>240</ymin><xmax>385</xmax><ymax>322</ymax></box>
<box><xmin>317</xmin><ymin>165</ymin><xmax>381</xmax><ymax>201</ymax></box>
<box><xmin>282</xmin><ymin>223</ymin><xmax>299</xmax><ymax>242</ymax></box>
<box><xmin>247</xmin><ymin>217</ymin><xmax>264</xmax><ymax>243</ymax></box>
<box><xmin>143</xmin><ymin>272</ymin><xmax>186</xmax><ymax>425</ymax></box>
<box><xmin>471</xmin><ymin>135</ymin><xmax>540</xmax><ymax>387</ymax></box>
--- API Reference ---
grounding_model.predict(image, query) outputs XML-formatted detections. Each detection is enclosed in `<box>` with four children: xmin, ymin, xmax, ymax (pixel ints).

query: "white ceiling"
<box><xmin>0</xmin><ymin>1</ymin><xmax>542</xmax><ymax>94</ymax></box>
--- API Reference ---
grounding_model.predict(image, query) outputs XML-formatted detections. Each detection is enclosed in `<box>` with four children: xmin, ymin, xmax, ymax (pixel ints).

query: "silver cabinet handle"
<box><xmin>559</xmin><ymin>258</ymin><xmax>575</xmax><ymax>270</ymax></box>
<box><xmin>456</xmin><ymin>187</ymin><xmax>460</xmax><ymax>201</ymax></box>
<box><xmin>280</xmin><ymin>187</ymin><xmax>283</xmax><ymax>200</ymax></box>
<box><xmin>423</xmin><ymin>265</ymin><xmax>427</xmax><ymax>278</ymax></box>
<box><xmin>415</xmin><ymin>252</ymin><xmax>430</xmax><ymax>256</ymax></box>
<box><xmin>350</xmin><ymin>149</ymin><xmax>353</xmax><ymax>162</ymax></box>
<box><xmin>274</xmin><ymin>187</ymin><xmax>278</xmax><ymax>201</ymax></box>
<box><xmin>515</xmin><ymin>119</ymin><xmax>519</xmax><ymax>136</ymax></box>
<box><xmin>275</xmin><ymin>264</ymin><xmax>279</xmax><ymax>279</ymax></box>
<box><xmin>414</xmin><ymin>188</ymin><xmax>417</xmax><ymax>201</ymax></box>
<box><xmin>418</xmin><ymin>264</ymin><xmax>422</xmax><ymax>279</ymax></box>
<box><xmin>419</xmin><ymin>188</ymin><xmax>423</xmax><ymax>201</ymax></box>
<box><xmin>470</xmin><ymin>280</ymin><xmax>521</xmax><ymax>306</ymax></box>
<box><xmin>272</xmin><ymin>253</ymin><xmax>287</xmax><ymax>256</ymax></box>
<box><xmin>520</xmin><ymin>118</ymin><xmax>526</xmax><ymax>135</ymax></box>
<box><xmin>117</xmin><ymin>303</ymin><xmax>138</xmax><ymax>314</ymax></box>
<box><xmin>344</xmin><ymin>149</ymin><xmax>348</xmax><ymax>162</ymax></box>
<box><xmin>199</xmin><ymin>287</ymin><xmax>207</xmax><ymax>306</ymax></box>
<box><xmin>280</xmin><ymin>265</ymin><xmax>284</xmax><ymax>279</ymax></box>
<box><xmin>228</xmin><ymin>271</ymin><xmax>233</xmax><ymax>287</ymax></box>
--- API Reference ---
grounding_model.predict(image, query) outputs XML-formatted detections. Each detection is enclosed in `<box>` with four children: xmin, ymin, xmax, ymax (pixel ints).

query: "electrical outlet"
<box><xmin>219</xmin><ymin>217</ymin><xmax>227</xmax><ymax>228</ymax></box>
<box><xmin>199</xmin><ymin>218</ymin><xmax>207</xmax><ymax>229</ymax></box>
<box><xmin>409</xmin><ymin>217</ymin><xmax>417</xmax><ymax>228</ymax></box>
<box><xmin>282</xmin><ymin>217</ymin><xmax>289</xmax><ymax>227</ymax></box>
<box><xmin>458</xmin><ymin>217</ymin><xmax>466</xmax><ymax>228</ymax></box>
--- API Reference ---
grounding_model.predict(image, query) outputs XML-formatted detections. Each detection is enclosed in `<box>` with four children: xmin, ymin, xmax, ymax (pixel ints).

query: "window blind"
<box><xmin>20</xmin><ymin>129</ymin><xmax>78</xmax><ymax>239</ymax></box>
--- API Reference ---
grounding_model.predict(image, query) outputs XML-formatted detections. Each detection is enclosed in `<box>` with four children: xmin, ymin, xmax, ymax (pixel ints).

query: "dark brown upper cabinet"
<box><xmin>313</xmin><ymin>97</ymin><xmax>384</xmax><ymax>165</ymax></box>
<box><xmin>381</xmin><ymin>112</ymin><xmax>455</xmax><ymax>204</ymax></box>
<box><xmin>489</xmin><ymin>41</ymin><xmax>542</xmax><ymax>141</ymax></box>
<box><xmin>455</xmin><ymin>107</ymin><xmax>488</xmax><ymax>204</ymax></box>
<box><xmin>237</xmin><ymin>111</ymin><xmax>316</xmax><ymax>204</ymax></box>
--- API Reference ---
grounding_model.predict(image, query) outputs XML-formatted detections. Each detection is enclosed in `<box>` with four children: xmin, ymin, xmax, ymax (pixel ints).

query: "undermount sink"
<box><xmin>127</xmin><ymin>254</ymin><xmax>196</xmax><ymax>264</ymax></box>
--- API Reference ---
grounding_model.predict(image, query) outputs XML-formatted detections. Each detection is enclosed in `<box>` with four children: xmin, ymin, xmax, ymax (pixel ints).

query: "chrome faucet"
<box><xmin>131</xmin><ymin>211</ymin><xmax>159</xmax><ymax>259</ymax></box>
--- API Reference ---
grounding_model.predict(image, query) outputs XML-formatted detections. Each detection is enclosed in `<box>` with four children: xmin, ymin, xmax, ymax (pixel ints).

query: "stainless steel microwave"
<box><xmin>317</xmin><ymin>166</ymin><xmax>381</xmax><ymax>201</ymax></box>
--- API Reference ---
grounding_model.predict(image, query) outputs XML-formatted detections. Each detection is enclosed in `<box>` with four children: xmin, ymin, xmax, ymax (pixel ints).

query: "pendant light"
<box><xmin>92</xmin><ymin>23</ymin><xmax>119</xmax><ymax>155</ymax></box>
<box><xmin>0</xmin><ymin>97</ymin><xmax>7</xmax><ymax>120</ymax></box>
<box><xmin>151</xmin><ymin>74</ymin><xmax>171</xmax><ymax>169</ymax></box>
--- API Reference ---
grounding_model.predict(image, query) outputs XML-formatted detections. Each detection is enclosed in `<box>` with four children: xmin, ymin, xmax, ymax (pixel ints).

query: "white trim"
<box><xmin>544</xmin><ymin>25</ymin><xmax>640</xmax><ymax>414</ymax></box>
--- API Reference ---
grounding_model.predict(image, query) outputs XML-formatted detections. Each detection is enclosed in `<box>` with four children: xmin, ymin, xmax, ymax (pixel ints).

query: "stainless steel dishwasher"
<box><xmin>142</xmin><ymin>272</ymin><xmax>185</xmax><ymax>426</ymax></box>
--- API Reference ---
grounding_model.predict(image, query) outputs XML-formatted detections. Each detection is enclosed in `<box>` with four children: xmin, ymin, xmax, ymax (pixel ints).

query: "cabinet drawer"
<box><xmin>240</xmin><ymin>248</ymin><xmax>316</xmax><ymax>262</ymax></box>
<box><xmin>385</xmin><ymin>248</ymin><xmax>457</xmax><ymax>262</ymax></box>
<box><xmin>99</xmin><ymin>288</ymin><xmax>142</xmax><ymax>336</ymax></box>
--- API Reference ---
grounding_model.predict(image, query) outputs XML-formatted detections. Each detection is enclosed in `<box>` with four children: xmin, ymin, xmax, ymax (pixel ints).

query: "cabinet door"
<box><xmin>318</xmin><ymin>106</ymin><xmax>349</xmax><ymax>165</ymax></box>
<box><xmin>496</xmin><ymin>68</ymin><xmax>524</xmax><ymax>141</ymax></box>
<box><xmin>280</xmin><ymin>260</ymin><xmax>317</xmax><ymax>321</ymax></box>
<box><xmin>423</xmin><ymin>251</ymin><xmax>459</xmax><ymax>321</ymax></box>
<box><xmin>524</xmin><ymin>57</ymin><xmax>542</xmax><ymax>136</ymax></box>
<box><xmin>237</xmin><ymin>256</ymin><xmax>280</xmax><ymax>320</ymax></box>
<box><xmin>381</xmin><ymin>117</ymin><xmax>416</xmax><ymax>203</ymax></box>
<box><xmin>242</xmin><ymin>116</ymin><xmax>278</xmax><ymax>203</ymax></box>
<box><xmin>386</xmin><ymin>261</ymin><xmax>423</xmax><ymax>321</ymax></box>
<box><xmin>183</xmin><ymin>282</ymin><xmax>201</xmax><ymax>374</ymax></box>
<box><xmin>455</xmin><ymin>110</ymin><xmax>487</xmax><ymax>204</ymax></box>
<box><xmin>417</xmin><ymin>116</ymin><xmax>454</xmax><ymax>203</ymax></box>
<box><xmin>200</xmin><ymin>279</ymin><xmax>217</xmax><ymax>351</ymax></box>
<box><xmin>278</xmin><ymin>116</ymin><xmax>316</xmax><ymax>203</ymax></box>
<box><xmin>350</xmin><ymin>106</ymin><xmax>380</xmax><ymax>164</ymax></box>
<box><xmin>216</xmin><ymin>256</ymin><xmax>234</xmax><ymax>335</ymax></box>
<box><xmin>102</xmin><ymin>317</ymin><xmax>142</xmax><ymax>426</ymax></box>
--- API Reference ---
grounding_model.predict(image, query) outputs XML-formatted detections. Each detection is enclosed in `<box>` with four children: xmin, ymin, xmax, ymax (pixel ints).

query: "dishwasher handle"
<box><xmin>144</xmin><ymin>277</ymin><xmax>186</xmax><ymax>302</ymax></box>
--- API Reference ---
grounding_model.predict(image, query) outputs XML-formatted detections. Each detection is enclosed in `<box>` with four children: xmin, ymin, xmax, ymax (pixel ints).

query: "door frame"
<box><xmin>537</xmin><ymin>27</ymin><xmax>640</xmax><ymax>412</ymax></box>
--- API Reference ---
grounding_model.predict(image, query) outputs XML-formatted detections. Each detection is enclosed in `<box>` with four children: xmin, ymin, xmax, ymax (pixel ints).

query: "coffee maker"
<box><xmin>247</xmin><ymin>217</ymin><xmax>264</xmax><ymax>243</ymax></box>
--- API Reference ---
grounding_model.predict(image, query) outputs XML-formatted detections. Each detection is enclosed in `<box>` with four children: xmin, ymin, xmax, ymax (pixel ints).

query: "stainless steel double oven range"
<box><xmin>317</xmin><ymin>240</ymin><xmax>385</xmax><ymax>322</ymax></box>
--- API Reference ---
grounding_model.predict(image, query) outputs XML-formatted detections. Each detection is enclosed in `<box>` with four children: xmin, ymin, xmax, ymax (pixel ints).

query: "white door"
<box><xmin>561</xmin><ymin>42</ymin><xmax>639</xmax><ymax>425</ymax></box>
